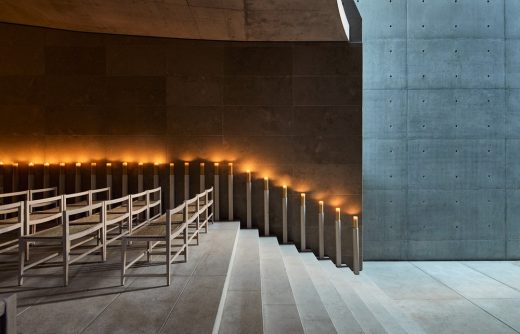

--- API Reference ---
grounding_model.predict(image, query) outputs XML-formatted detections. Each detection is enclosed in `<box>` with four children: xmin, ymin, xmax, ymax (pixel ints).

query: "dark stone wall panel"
<box><xmin>222</xmin><ymin>76</ymin><xmax>292</xmax><ymax>106</ymax></box>
<box><xmin>0</xmin><ymin>22</ymin><xmax>361</xmax><ymax>267</ymax></box>
<box><xmin>45</xmin><ymin>46</ymin><xmax>106</xmax><ymax>75</ymax></box>
<box><xmin>293</xmin><ymin>76</ymin><xmax>362</xmax><ymax>106</ymax></box>
<box><xmin>224</xmin><ymin>46</ymin><xmax>292</xmax><ymax>75</ymax></box>
<box><xmin>107</xmin><ymin>45</ymin><xmax>166</xmax><ymax>76</ymax></box>
<box><xmin>0</xmin><ymin>45</ymin><xmax>45</xmax><ymax>75</ymax></box>
<box><xmin>167</xmin><ymin>76</ymin><xmax>222</xmax><ymax>106</ymax></box>
<box><xmin>293</xmin><ymin>43</ymin><xmax>362</xmax><ymax>75</ymax></box>
<box><xmin>222</xmin><ymin>106</ymin><xmax>292</xmax><ymax>136</ymax></box>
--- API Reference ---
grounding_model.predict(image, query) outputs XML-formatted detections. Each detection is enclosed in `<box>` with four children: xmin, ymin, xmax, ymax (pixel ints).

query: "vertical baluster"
<box><xmin>352</xmin><ymin>216</ymin><xmax>360</xmax><ymax>275</ymax></box>
<box><xmin>154</xmin><ymin>163</ymin><xmax>159</xmax><ymax>188</ymax></box>
<box><xmin>184</xmin><ymin>162</ymin><xmax>189</xmax><ymax>200</ymax></box>
<box><xmin>106</xmin><ymin>163</ymin><xmax>112</xmax><ymax>197</ymax></box>
<box><xmin>264</xmin><ymin>177</ymin><xmax>269</xmax><ymax>236</ymax></box>
<box><xmin>335</xmin><ymin>208</ymin><xmax>342</xmax><ymax>267</ymax></box>
<box><xmin>137</xmin><ymin>163</ymin><xmax>143</xmax><ymax>193</ymax></box>
<box><xmin>59</xmin><ymin>163</ymin><xmax>65</xmax><ymax>195</ymax></box>
<box><xmin>214</xmin><ymin>163</ymin><xmax>220</xmax><ymax>221</ymax></box>
<box><xmin>0</xmin><ymin>162</ymin><xmax>4</xmax><ymax>197</ymax></box>
<box><xmin>300</xmin><ymin>193</ymin><xmax>306</xmax><ymax>251</ymax></box>
<box><xmin>282</xmin><ymin>185</ymin><xmax>288</xmax><ymax>243</ymax></box>
<box><xmin>228</xmin><ymin>162</ymin><xmax>233</xmax><ymax>221</ymax></box>
<box><xmin>90</xmin><ymin>163</ymin><xmax>97</xmax><ymax>190</ymax></box>
<box><xmin>169</xmin><ymin>163</ymin><xmax>175</xmax><ymax>209</ymax></box>
<box><xmin>75</xmin><ymin>162</ymin><xmax>81</xmax><ymax>193</ymax></box>
<box><xmin>122</xmin><ymin>162</ymin><xmax>127</xmax><ymax>195</ymax></box>
<box><xmin>319</xmin><ymin>201</ymin><xmax>325</xmax><ymax>259</ymax></box>
<box><xmin>43</xmin><ymin>163</ymin><xmax>50</xmax><ymax>188</ymax></box>
<box><xmin>200</xmin><ymin>162</ymin><xmax>205</xmax><ymax>193</ymax></box>
<box><xmin>28</xmin><ymin>162</ymin><xmax>34</xmax><ymax>190</ymax></box>
<box><xmin>12</xmin><ymin>163</ymin><xmax>19</xmax><ymax>192</ymax></box>
<box><xmin>246</xmin><ymin>170</ymin><xmax>252</xmax><ymax>229</ymax></box>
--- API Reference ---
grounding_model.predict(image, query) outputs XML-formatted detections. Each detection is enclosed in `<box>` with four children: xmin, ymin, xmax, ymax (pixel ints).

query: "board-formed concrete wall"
<box><xmin>359</xmin><ymin>0</ymin><xmax>520</xmax><ymax>260</ymax></box>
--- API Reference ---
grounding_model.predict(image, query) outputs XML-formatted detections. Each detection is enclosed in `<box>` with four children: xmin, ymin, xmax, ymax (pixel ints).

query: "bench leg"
<box><xmin>121</xmin><ymin>238</ymin><xmax>127</xmax><ymax>286</ymax></box>
<box><xmin>63</xmin><ymin>240</ymin><xmax>70</xmax><ymax>287</ymax></box>
<box><xmin>101</xmin><ymin>227</ymin><xmax>107</xmax><ymax>262</ymax></box>
<box><xmin>18</xmin><ymin>239</ymin><xmax>25</xmax><ymax>286</ymax></box>
<box><xmin>166</xmin><ymin>238</ymin><xmax>171</xmax><ymax>286</ymax></box>
<box><xmin>184</xmin><ymin>228</ymin><xmax>188</xmax><ymax>262</ymax></box>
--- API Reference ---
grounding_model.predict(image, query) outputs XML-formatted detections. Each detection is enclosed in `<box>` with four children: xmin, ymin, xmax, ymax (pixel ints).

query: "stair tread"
<box><xmin>320</xmin><ymin>261</ymin><xmax>389</xmax><ymax>334</ymax></box>
<box><xmin>352</xmin><ymin>267</ymin><xmax>427</xmax><ymax>334</ymax></box>
<box><xmin>219</xmin><ymin>229</ymin><xmax>263</xmax><ymax>334</ymax></box>
<box><xmin>260</xmin><ymin>237</ymin><xmax>305</xmax><ymax>334</ymax></box>
<box><xmin>299</xmin><ymin>252</ymin><xmax>364</xmax><ymax>334</ymax></box>
<box><xmin>280</xmin><ymin>245</ymin><xmax>337</xmax><ymax>334</ymax></box>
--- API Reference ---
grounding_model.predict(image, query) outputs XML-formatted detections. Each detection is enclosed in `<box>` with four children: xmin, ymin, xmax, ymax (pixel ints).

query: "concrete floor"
<box><xmin>0</xmin><ymin>222</ymin><xmax>240</xmax><ymax>334</ymax></box>
<box><xmin>2</xmin><ymin>227</ymin><xmax>520</xmax><ymax>334</ymax></box>
<box><xmin>362</xmin><ymin>261</ymin><xmax>520</xmax><ymax>334</ymax></box>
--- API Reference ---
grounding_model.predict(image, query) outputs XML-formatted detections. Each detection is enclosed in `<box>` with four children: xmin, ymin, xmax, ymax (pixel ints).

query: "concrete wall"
<box><xmin>0</xmin><ymin>23</ymin><xmax>362</xmax><ymax>265</ymax></box>
<box><xmin>359</xmin><ymin>0</ymin><xmax>520</xmax><ymax>260</ymax></box>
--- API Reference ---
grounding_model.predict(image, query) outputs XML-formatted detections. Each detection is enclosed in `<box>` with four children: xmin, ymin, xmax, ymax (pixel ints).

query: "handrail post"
<box><xmin>335</xmin><ymin>208</ymin><xmax>342</xmax><ymax>267</ymax></box>
<box><xmin>264</xmin><ymin>177</ymin><xmax>269</xmax><ymax>236</ymax></box>
<box><xmin>246</xmin><ymin>170</ymin><xmax>252</xmax><ymax>229</ymax></box>
<box><xmin>214</xmin><ymin>163</ymin><xmax>220</xmax><ymax>221</ymax></box>
<box><xmin>228</xmin><ymin>163</ymin><xmax>233</xmax><ymax>221</ymax></box>
<box><xmin>352</xmin><ymin>215</ymin><xmax>360</xmax><ymax>275</ymax></box>
<box><xmin>282</xmin><ymin>185</ymin><xmax>288</xmax><ymax>243</ymax></box>
<box><xmin>318</xmin><ymin>201</ymin><xmax>324</xmax><ymax>259</ymax></box>
<box><xmin>300</xmin><ymin>193</ymin><xmax>306</xmax><ymax>251</ymax></box>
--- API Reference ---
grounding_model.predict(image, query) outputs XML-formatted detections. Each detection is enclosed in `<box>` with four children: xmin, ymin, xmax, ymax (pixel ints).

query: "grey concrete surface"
<box><xmin>300</xmin><ymin>253</ymin><xmax>364</xmax><ymax>334</ymax></box>
<box><xmin>280</xmin><ymin>245</ymin><xmax>336</xmax><ymax>333</ymax></box>
<box><xmin>220</xmin><ymin>229</ymin><xmax>263</xmax><ymax>334</ymax></box>
<box><xmin>363</xmin><ymin>261</ymin><xmax>520</xmax><ymax>334</ymax></box>
<box><xmin>259</xmin><ymin>237</ymin><xmax>304</xmax><ymax>334</ymax></box>
<box><xmin>0</xmin><ymin>222</ymin><xmax>239</xmax><ymax>334</ymax></box>
<box><xmin>358</xmin><ymin>0</ymin><xmax>520</xmax><ymax>260</ymax></box>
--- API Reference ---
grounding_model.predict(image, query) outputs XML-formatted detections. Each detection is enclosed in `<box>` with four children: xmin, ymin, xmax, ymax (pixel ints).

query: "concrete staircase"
<box><xmin>218</xmin><ymin>230</ymin><xmax>426</xmax><ymax>334</ymax></box>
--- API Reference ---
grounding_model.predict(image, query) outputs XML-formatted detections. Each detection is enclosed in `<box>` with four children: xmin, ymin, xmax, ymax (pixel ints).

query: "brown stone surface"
<box><xmin>0</xmin><ymin>22</ymin><xmax>361</xmax><ymax>264</ymax></box>
<box><xmin>0</xmin><ymin>0</ymin><xmax>346</xmax><ymax>41</ymax></box>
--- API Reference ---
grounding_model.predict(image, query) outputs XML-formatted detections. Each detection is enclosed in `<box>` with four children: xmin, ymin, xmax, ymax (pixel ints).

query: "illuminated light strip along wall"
<box><xmin>0</xmin><ymin>159</ymin><xmax>359</xmax><ymax>215</ymax></box>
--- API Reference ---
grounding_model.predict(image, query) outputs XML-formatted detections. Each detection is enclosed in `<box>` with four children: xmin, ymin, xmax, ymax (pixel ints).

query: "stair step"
<box><xmin>219</xmin><ymin>229</ymin><xmax>263</xmax><ymax>334</ymax></box>
<box><xmin>355</xmin><ymin>268</ymin><xmax>427</xmax><ymax>334</ymax></box>
<box><xmin>299</xmin><ymin>253</ymin><xmax>364</xmax><ymax>334</ymax></box>
<box><xmin>259</xmin><ymin>237</ymin><xmax>305</xmax><ymax>334</ymax></box>
<box><xmin>339</xmin><ymin>269</ymin><xmax>413</xmax><ymax>334</ymax></box>
<box><xmin>320</xmin><ymin>261</ymin><xmax>389</xmax><ymax>334</ymax></box>
<box><xmin>279</xmin><ymin>246</ymin><xmax>337</xmax><ymax>334</ymax></box>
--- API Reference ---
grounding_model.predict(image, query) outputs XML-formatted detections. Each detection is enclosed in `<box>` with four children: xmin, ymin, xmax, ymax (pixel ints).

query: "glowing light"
<box><xmin>154</xmin><ymin>162</ymin><xmax>159</xmax><ymax>166</ymax></box>
<box><xmin>44</xmin><ymin>162</ymin><xmax>50</xmax><ymax>167</ymax></box>
<box><xmin>106</xmin><ymin>162</ymin><xmax>112</xmax><ymax>167</ymax></box>
<box><xmin>138</xmin><ymin>162</ymin><xmax>143</xmax><ymax>166</ymax></box>
<box><xmin>13</xmin><ymin>163</ymin><xmax>19</xmax><ymax>167</ymax></box>
<box><xmin>353</xmin><ymin>216</ymin><xmax>359</xmax><ymax>228</ymax></box>
<box><xmin>335</xmin><ymin>208</ymin><xmax>341</xmax><ymax>221</ymax></box>
<box><xmin>122</xmin><ymin>162</ymin><xmax>127</xmax><ymax>167</ymax></box>
<box><xmin>59</xmin><ymin>162</ymin><xmax>65</xmax><ymax>167</ymax></box>
<box><xmin>91</xmin><ymin>162</ymin><xmax>97</xmax><ymax>167</ymax></box>
<box><xmin>75</xmin><ymin>162</ymin><xmax>81</xmax><ymax>167</ymax></box>
<box><xmin>28</xmin><ymin>162</ymin><xmax>34</xmax><ymax>167</ymax></box>
<box><xmin>169</xmin><ymin>163</ymin><xmax>174</xmax><ymax>167</ymax></box>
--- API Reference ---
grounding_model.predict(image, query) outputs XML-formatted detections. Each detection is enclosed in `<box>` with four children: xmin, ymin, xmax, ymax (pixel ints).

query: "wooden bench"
<box><xmin>121</xmin><ymin>202</ymin><xmax>188</xmax><ymax>286</ymax></box>
<box><xmin>19</xmin><ymin>202</ymin><xmax>106</xmax><ymax>286</ymax></box>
